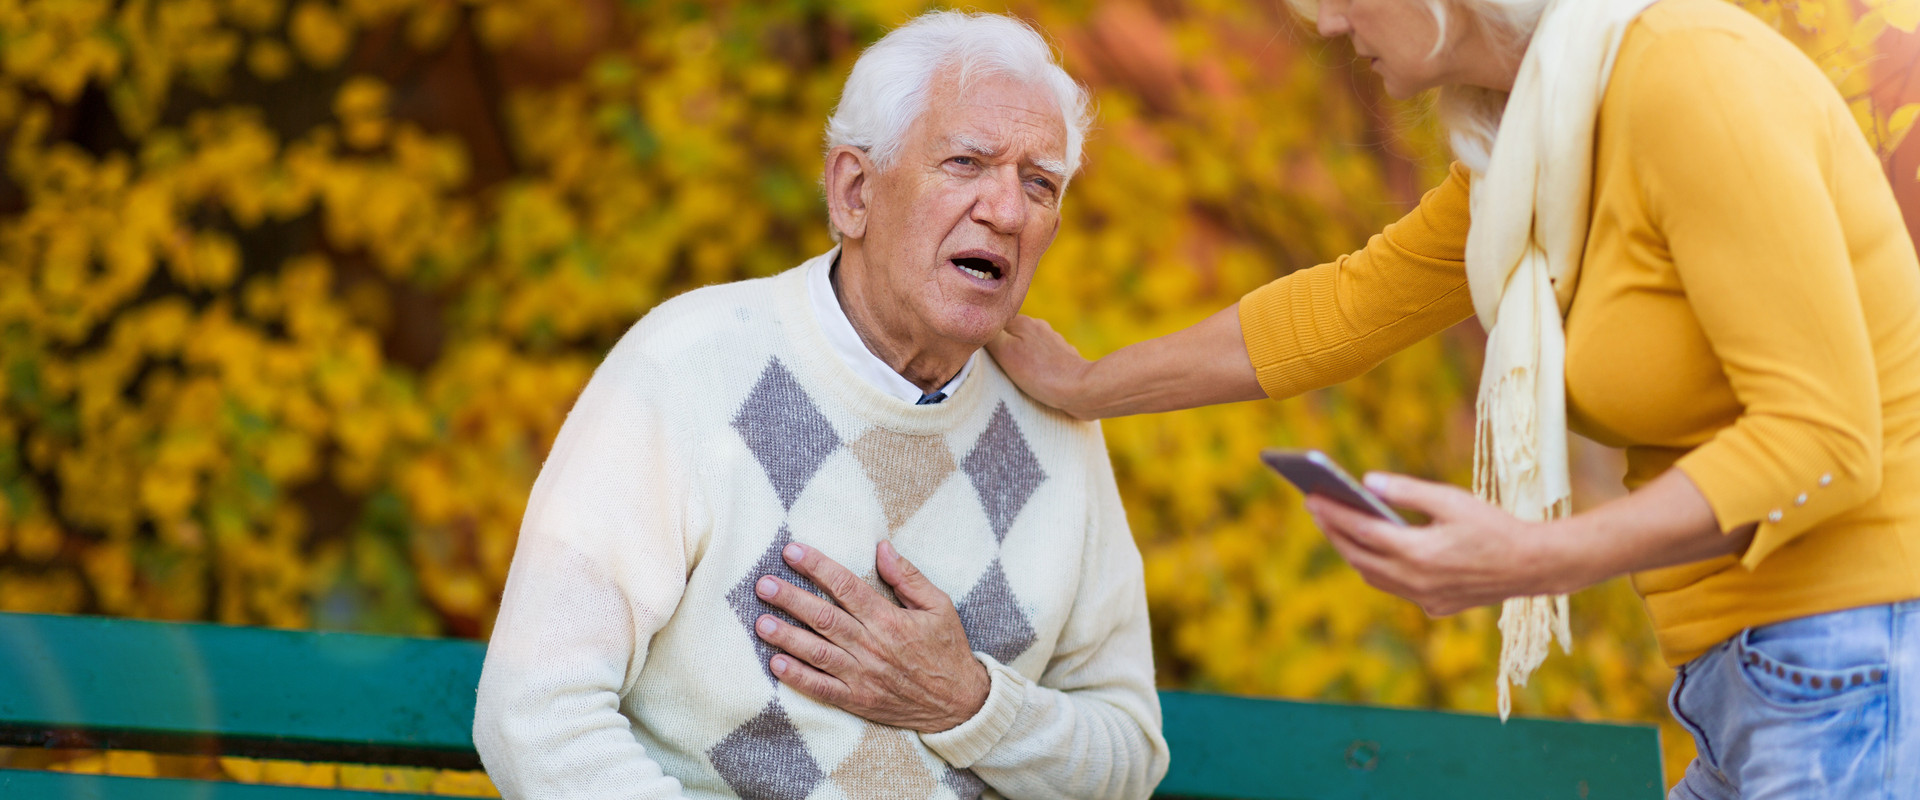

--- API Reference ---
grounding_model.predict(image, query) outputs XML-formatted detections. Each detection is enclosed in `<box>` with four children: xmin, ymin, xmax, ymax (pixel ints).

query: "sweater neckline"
<box><xmin>774</xmin><ymin>251</ymin><xmax>993</xmax><ymax>435</ymax></box>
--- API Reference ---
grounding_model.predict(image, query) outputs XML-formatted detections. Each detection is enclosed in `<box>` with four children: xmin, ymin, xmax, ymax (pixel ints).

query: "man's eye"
<box><xmin>1028</xmin><ymin>177</ymin><xmax>1056</xmax><ymax>194</ymax></box>
<box><xmin>951</xmin><ymin>156</ymin><xmax>978</xmax><ymax>167</ymax></box>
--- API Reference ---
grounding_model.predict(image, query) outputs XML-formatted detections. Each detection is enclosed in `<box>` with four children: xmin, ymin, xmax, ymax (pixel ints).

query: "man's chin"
<box><xmin>929</xmin><ymin>307</ymin><xmax>1017</xmax><ymax>351</ymax></box>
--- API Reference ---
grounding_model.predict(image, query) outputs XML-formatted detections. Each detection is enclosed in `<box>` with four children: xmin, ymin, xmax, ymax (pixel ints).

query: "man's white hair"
<box><xmin>826</xmin><ymin>11</ymin><xmax>1092</xmax><ymax>177</ymax></box>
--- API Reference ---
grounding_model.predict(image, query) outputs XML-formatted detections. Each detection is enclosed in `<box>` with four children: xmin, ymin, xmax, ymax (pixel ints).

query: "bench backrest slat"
<box><xmin>1155</xmin><ymin>689</ymin><xmax>1663</xmax><ymax>799</ymax></box>
<box><xmin>0</xmin><ymin>612</ymin><xmax>1663</xmax><ymax>798</ymax></box>
<box><xmin>0</xmin><ymin>767</ymin><xmax>443</xmax><ymax>799</ymax></box>
<box><xmin>0</xmin><ymin>612</ymin><xmax>483</xmax><ymax>768</ymax></box>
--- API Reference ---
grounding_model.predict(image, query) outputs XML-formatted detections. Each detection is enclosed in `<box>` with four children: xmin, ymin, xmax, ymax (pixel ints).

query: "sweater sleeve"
<box><xmin>919</xmin><ymin>424</ymin><xmax>1169</xmax><ymax>799</ymax></box>
<box><xmin>1237</xmin><ymin>162</ymin><xmax>1478</xmax><ymax>399</ymax></box>
<box><xmin>1628</xmin><ymin>28</ymin><xmax>1883</xmax><ymax>568</ymax></box>
<box><xmin>474</xmin><ymin>343</ymin><xmax>696</xmax><ymax>799</ymax></box>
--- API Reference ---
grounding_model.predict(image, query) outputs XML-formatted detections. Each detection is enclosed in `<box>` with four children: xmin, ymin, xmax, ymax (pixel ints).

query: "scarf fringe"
<box><xmin>1475</xmin><ymin>361</ymin><xmax>1573</xmax><ymax>722</ymax></box>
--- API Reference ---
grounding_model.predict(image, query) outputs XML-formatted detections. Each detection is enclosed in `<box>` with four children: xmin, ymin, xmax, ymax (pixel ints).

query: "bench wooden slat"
<box><xmin>0</xmin><ymin>612</ymin><xmax>484</xmax><ymax>768</ymax></box>
<box><xmin>0</xmin><ymin>612</ymin><xmax>1663</xmax><ymax>798</ymax></box>
<box><xmin>1155</xmin><ymin>690</ymin><xmax>1663</xmax><ymax>799</ymax></box>
<box><xmin>0</xmin><ymin>767</ymin><xmax>444</xmax><ymax>799</ymax></box>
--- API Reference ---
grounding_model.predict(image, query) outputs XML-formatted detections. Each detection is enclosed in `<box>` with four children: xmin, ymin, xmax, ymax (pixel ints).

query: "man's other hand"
<box><xmin>753</xmin><ymin>541</ymin><xmax>990</xmax><ymax>733</ymax></box>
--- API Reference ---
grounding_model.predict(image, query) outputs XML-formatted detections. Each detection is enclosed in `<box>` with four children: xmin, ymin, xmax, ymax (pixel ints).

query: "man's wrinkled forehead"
<box><xmin>947</xmin><ymin>132</ymin><xmax>1069</xmax><ymax>183</ymax></box>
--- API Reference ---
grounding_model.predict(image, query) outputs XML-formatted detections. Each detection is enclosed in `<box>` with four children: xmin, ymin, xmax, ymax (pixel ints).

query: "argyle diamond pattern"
<box><xmin>943</xmin><ymin>766</ymin><xmax>987</xmax><ymax>800</ymax></box>
<box><xmin>830</xmin><ymin>723</ymin><xmax>940</xmax><ymax>799</ymax></box>
<box><xmin>726</xmin><ymin>526</ymin><xmax>827</xmax><ymax>682</ymax></box>
<box><xmin>712</xmin><ymin>384</ymin><xmax>1054</xmax><ymax>798</ymax></box>
<box><xmin>955</xmin><ymin>558</ymin><xmax>1036</xmax><ymax>665</ymax></box>
<box><xmin>850</xmin><ymin>427</ymin><xmax>956</xmax><ymax>530</ymax></box>
<box><xmin>962</xmin><ymin>402</ymin><xmax>1046</xmax><ymax>543</ymax></box>
<box><xmin>706</xmin><ymin>701</ymin><xmax>825</xmax><ymax>800</ymax></box>
<box><xmin>732</xmin><ymin>359</ymin><xmax>841</xmax><ymax>511</ymax></box>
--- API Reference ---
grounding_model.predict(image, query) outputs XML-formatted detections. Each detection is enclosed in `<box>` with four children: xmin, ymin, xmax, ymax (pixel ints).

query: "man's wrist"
<box><xmin>919</xmin><ymin>653</ymin><xmax>1027</xmax><ymax>768</ymax></box>
<box><xmin>934</xmin><ymin>656</ymin><xmax>992</xmax><ymax>733</ymax></box>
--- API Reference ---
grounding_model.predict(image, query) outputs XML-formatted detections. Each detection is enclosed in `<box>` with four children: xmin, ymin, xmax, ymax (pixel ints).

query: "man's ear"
<box><xmin>825</xmin><ymin>145</ymin><xmax>874</xmax><ymax>241</ymax></box>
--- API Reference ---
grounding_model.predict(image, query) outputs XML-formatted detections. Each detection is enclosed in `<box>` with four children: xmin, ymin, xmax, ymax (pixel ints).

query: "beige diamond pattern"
<box><xmin>850</xmin><ymin>428</ymin><xmax>957</xmax><ymax>530</ymax></box>
<box><xmin>830</xmin><ymin>722</ymin><xmax>941</xmax><ymax>800</ymax></box>
<box><xmin>860</xmin><ymin>568</ymin><xmax>900</xmax><ymax>606</ymax></box>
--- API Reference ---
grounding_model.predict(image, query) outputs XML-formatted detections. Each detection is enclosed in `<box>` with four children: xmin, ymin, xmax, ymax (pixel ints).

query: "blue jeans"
<box><xmin>1666</xmin><ymin>600</ymin><xmax>1920</xmax><ymax>799</ymax></box>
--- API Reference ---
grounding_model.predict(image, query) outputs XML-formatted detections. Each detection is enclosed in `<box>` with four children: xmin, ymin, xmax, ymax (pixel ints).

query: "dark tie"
<box><xmin>916</xmin><ymin>391</ymin><xmax>947</xmax><ymax>405</ymax></box>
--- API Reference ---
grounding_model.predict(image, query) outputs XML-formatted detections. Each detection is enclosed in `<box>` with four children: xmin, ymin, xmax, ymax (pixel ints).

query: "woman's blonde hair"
<box><xmin>1287</xmin><ymin>0</ymin><xmax>1548</xmax><ymax>172</ymax></box>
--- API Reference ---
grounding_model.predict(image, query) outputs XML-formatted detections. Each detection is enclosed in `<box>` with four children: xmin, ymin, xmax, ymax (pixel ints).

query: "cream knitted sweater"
<box><xmin>473</xmin><ymin>253</ymin><xmax>1169</xmax><ymax>800</ymax></box>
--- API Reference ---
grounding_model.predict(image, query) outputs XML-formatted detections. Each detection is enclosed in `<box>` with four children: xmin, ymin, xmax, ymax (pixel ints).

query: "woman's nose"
<box><xmin>1316</xmin><ymin>0</ymin><xmax>1352</xmax><ymax>37</ymax></box>
<box><xmin>1317</xmin><ymin>14</ymin><xmax>1351</xmax><ymax>38</ymax></box>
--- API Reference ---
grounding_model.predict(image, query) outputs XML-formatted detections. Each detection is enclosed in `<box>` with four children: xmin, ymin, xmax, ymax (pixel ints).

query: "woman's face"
<box><xmin>1315</xmin><ymin>0</ymin><xmax>1466</xmax><ymax>99</ymax></box>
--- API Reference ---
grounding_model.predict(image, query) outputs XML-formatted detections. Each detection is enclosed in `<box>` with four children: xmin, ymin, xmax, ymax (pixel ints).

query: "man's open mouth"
<box><xmin>950</xmin><ymin>250</ymin><xmax>1008</xmax><ymax>282</ymax></box>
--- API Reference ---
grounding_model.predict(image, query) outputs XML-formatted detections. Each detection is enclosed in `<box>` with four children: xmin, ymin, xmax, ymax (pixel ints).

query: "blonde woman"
<box><xmin>987</xmin><ymin>0</ymin><xmax>1920</xmax><ymax>795</ymax></box>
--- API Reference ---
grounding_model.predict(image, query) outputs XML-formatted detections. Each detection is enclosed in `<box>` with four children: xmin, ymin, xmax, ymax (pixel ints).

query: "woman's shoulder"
<box><xmin>1630</xmin><ymin>0</ymin><xmax>1776</xmax><ymax>38</ymax></box>
<box><xmin>1609</xmin><ymin>0</ymin><xmax>1842</xmax><ymax>147</ymax></box>
<box><xmin>1616</xmin><ymin>0</ymin><xmax>1830</xmax><ymax>93</ymax></box>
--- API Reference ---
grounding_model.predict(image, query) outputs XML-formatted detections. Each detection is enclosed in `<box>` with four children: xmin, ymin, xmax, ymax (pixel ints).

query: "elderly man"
<box><xmin>473</xmin><ymin>11</ymin><xmax>1167</xmax><ymax>800</ymax></box>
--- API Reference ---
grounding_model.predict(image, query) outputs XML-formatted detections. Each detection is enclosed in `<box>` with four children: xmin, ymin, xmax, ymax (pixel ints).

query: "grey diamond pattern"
<box><xmin>955</xmin><ymin>559</ymin><xmax>1036</xmax><ymax>665</ymax></box>
<box><xmin>962</xmin><ymin>402</ymin><xmax>1046</xmax><ymax>543</ymax></box>
<box><xmin>712</xmin><ymin>380</ymin><xmax>1052</xmax><ymax>796</ymax></box>
<box><xmin>943</xmin><ymin>766</ymin><xmax>987</xmax><ymax>800</ymax></box>
<box><xmin>706</xmin><ymin>700</ymin><xmax>825</xmax><ymax>800</ymax></box>
<box><xmin>733</xmin><ymin>359</ymin><xmax>842</xmax><ymax>510</ymax></box>
<box><xmin>726</xmin><ymin>526</ymin><xmax>827</xmax><ymax>682</ymax></box>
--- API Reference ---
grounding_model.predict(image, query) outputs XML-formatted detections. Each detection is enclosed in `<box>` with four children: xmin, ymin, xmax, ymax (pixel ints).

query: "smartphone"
<box><xmin>1260</xmin><ymin>448</ymin><xmax>1408</xmax><ymax>526</ymax></box>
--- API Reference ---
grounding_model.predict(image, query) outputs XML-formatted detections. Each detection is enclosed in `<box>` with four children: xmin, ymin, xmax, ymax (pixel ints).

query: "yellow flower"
<box><xmin>248</xmin><ymin>38</ymin><xmax>295</xmax><ymax>81</ymax></box>
<box><xmin>334</xmin><ymin>76</ymin><xmax>391</xmax><ymax>149</ymax></box>
<box><xmin>289</xmin><ymin>0</ymin><xmax>350</xmax><ymax>69</ymax></box>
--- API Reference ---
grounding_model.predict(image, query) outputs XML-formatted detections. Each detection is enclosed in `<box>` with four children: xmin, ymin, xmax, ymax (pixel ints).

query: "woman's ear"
<box><xmin>825</xmin><ymin>146</ymin><xmax>873</xmax><ymax>241</ymax></box>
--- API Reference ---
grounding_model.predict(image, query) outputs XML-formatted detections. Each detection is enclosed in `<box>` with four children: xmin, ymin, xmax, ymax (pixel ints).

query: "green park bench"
<box><xmin>0</xmin><ymin>612</ymin><xmax>1663</xmax><ymax>799</ymax></box>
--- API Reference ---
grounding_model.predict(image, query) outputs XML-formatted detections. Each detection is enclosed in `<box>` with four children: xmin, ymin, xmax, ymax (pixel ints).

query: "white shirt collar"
<box><xmin>808</xmin><ymin>254</ymin><xmax>973</xmax><ymax>404</ymax></box>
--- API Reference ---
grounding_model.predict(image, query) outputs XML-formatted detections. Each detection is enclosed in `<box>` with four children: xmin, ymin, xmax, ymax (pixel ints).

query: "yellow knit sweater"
<box><xmin>1238</xmin><ymin>0</ymin><xmax>1920</xmax><ymax>665</ymax></box>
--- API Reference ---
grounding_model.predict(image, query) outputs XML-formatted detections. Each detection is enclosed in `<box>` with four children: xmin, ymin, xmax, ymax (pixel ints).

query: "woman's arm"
<box><xmin>988</xmin><ymin>306</ymin><xmax>1263</xmax><ymax>420</ymax></box>
<box><xmin>992</xmin><ymin>162</ymin><xmax>1478</xmax><ymax>420</ymax></box>
<box><xmin>1307</xmin><ymin>468</ymin><xmax>1753</xmax><ymax>617</ymax></box>
<box><xmin>1620</xmin><ymin>29</ymin><xmax>1887</xmax><ymax>569</ymax></box>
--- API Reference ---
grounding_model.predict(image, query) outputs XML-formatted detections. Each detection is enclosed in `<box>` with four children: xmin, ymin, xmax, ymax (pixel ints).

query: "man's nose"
<box><xmin>970</xmin><ymin>167</ymin><xmax>1029</xmax><ymax>234</ymax></box>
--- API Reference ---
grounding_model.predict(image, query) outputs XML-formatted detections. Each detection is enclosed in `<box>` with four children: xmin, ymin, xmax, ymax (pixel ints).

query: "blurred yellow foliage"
<box><xmin>0</xmin><ymin>0</ymin><xmax>1913</xmax><ymax>792</ymax></box>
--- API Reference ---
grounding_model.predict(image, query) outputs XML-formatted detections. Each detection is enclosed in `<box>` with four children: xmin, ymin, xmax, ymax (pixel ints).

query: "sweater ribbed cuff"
<box><xmin>920</xmin><ymin>653</ymin><xmax>1027</xmax><ymax>768</ymax></box>
<box><xmin>1674</xmin><ymin>421</ymin><xmax>1871</xmax><ymax>570</ymax></box>
<box><xmin>1239</xmin><ymin>266</ymin><xmax>1364</xmax><ymax>400</ymax></box>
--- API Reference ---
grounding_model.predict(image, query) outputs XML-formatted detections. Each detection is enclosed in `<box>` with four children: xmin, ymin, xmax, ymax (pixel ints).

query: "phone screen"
<box><xmin>1260</xmin><ymin>449</ymin><xmax>1408</xmax><ymax>526</ymax></box>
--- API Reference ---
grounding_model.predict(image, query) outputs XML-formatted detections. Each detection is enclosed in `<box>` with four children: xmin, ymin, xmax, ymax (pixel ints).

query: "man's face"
<box><xmin>857</xmin><ymin>72</ymin><xmax>1069</xmax><ymax>348</ymax></box>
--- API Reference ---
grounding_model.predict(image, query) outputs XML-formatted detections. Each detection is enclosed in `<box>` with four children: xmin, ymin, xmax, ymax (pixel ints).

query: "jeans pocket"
<box><xmin>1735</xmin><ymin>625</ymin><xmax>1889</xmax><ymax>712</ymax></box>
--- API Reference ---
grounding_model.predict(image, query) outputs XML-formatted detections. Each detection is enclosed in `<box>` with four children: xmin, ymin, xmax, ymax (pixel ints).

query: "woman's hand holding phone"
<box><xmin>1263</xmin><ymin>449</ymin><xmax>1568</xmax><ymax>617</ymax></box>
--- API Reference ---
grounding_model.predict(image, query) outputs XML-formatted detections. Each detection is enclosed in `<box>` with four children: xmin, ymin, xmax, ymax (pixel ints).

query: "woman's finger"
<box><xmin>1362</xmin><ymin>472</ymin><xmax>1472</xmax><ymax>518</ymax></box>
<box><xmin>1306</xmin><ymin>494</ymin><xmax>1406</xmax><ymax>556</ymax></box>
<box><xmin>1317</xmin><ymin>518</ymin><xmax>1412</xmax><ymax>597</ymax></box>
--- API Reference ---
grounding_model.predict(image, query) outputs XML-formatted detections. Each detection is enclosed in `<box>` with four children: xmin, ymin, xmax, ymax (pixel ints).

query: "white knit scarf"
<box><xmin>1464</xmin><ymin>0</ymin><xmax>1655</xmax><ymax>720</ymax></box>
